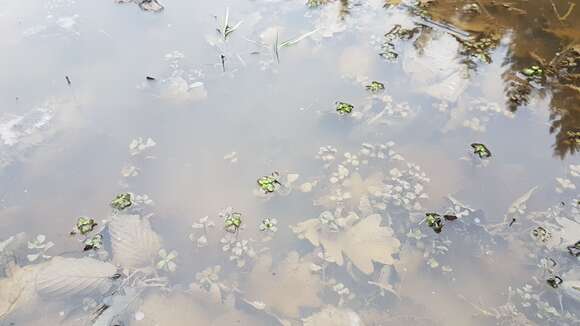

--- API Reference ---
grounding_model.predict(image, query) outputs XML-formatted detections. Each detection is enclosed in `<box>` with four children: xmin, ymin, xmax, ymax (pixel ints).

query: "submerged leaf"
<box><xmin>36</xmin><ymin>257</ymin><xmax>117</xmax><ymax>297</ymax></box>
<box><xmin>0</xmin><ymin>264</ymin><xmax>40</xmax><ymax>318</ymax></box>
<box><xmin>244</xmin><ymin>252</ymin><xmax>322</xmax><ymax>318</ymax></box>
<box><xmin>303</xmin><ymin>305</ymin><xmax>365</xmax><ymax>326</ymax></box>
<box><xmin>292</xmin><ymin>214</ymin><xmax>400</xmax><ymax>274</ymax></box>
<box><xmin>109</xmin><ymin>214</ymin><xmax>162</xmax><ymax>270</ymax></box>
<box><xmin>92</xmin><ymin>288</ymin><xmax>142</xmax><ymax>326</ymax></box>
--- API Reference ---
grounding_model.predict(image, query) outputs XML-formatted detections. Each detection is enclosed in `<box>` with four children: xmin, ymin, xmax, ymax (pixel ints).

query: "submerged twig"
<box><xmin>550</xmin><ymin>0</ymin><xmax>575</xmax><ymax>21</ymax></box>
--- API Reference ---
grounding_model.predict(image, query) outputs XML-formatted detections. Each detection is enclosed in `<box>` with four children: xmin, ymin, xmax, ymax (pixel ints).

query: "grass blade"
<box><xmin>279</xmin><ymin>29</ymin><xmax>318</xmax><ymax>48</ymax></box>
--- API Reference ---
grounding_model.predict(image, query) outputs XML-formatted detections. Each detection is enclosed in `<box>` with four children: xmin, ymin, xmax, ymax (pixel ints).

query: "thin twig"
<box><xmin>550</xmin><ymin>0</ymin><xmax>576</xmax><ymax>21</ymax></box>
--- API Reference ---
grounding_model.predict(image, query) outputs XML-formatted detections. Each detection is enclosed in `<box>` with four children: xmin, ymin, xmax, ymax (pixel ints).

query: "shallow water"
<box><xmin>1</xmin><ymin>0</ymin><xmax>579</xmax><ymax>325</ymax></box>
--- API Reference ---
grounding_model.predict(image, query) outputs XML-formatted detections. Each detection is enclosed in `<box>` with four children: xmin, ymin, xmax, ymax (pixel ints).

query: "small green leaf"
<box><xmin>470</xmin><ymin>143</ymin><xmax>492</xmax><ymax>159</ymax></box>
<box><xmin>111</xmin><ymin>193</ymin><xmax>132</xmax><ymax>210</ymax></box>
<box><xmin>366</xmin><ymin>81</ymin><xmax>385</xmax><ymax>93</ymax></box>
<box><xmin>83</xmin><ymin>234</ymin><xmax>103</xmax><ymax>251</ymax></box>
<box><xmin>336</xmin><ymin>102</ymin><xmax>354</xmax><ymax>115</ymax></box>
<box><xmin>73</xmin><ymin>217</ymin><xmax>98</xmax><ymax>235</ymax></box>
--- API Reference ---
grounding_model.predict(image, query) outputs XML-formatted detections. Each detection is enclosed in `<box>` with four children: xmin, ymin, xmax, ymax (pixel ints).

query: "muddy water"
<box><xmin>0</xmin><ymin>1</ymin><xmax>579</xmax><ymax>325</ymax></box>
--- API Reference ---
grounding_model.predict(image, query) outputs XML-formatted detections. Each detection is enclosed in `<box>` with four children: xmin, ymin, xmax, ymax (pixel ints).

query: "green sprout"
<box><xmin>366</xmin><ymin>81</ymin><xmax>385</xmax><ymax>93</ymax></box>
<box><xmin>257</xmin><ymin>172</ymin><xmax>281</xmax><ymax>193</ymax></box>
<box><xmin>259</xmin><ymin>217</ymin><xmax>278</xmax><ymax>232</ymax></box>
<box><xmin>111</xmin><ymin>193</ymin><xmax>132</xmax><ymax>210</ymax></box>
<box><xmin>471</xmin><ymin>143</ymin><xmax>492</xmax><ymax>159</ymax></box>
<box><xmin>425</xmin><ymin>213</ymin><xmax>443</xmax><ymax>234</ymax></box>
<box><xmin>216</xmin><ymin>8</ymin><xmax>243</xmax><ymax>41</ymax></box>
<box><xmin>224</xmin><ymin>212</ymin><xmax>242</xmax><ymax>233</ymax></box>
<box><xmin>522</xmin><ymin>65</ymin><xmax>543</xmax><ymax>78</ymax></box>
<box><xmin>71</xmin><ymin>217</ymin><xmax>97</xmax><ymax>235</ymax></box>
<box><xmin>336</xmin><ymin>102</ymin><xmax>354</xmax><ymax>115</ymax></box>
<box><xmin>83</xmin><ymin>234</ymin><xmax>103</xmax><ymax>251</ymax></box>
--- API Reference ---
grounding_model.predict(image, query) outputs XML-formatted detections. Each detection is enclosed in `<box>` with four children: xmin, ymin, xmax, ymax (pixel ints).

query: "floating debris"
<box><xmin>522</xmin><ymin>65</ymin><xmax>544</xmax><ymax>78</ymax></box>
<box><xmin>547</xmin><ymin>275</ymin><xmax>563</xmax><ymax>289</ymax></box>
<box><xmin>443</xmin><ymin>214</ymin><xmax>458</xmax><ymax>221</ymax></box>
<box><xmin>111</xmin><ymin>193</ymin><xmax>133</xmax><ymax>210</ymax></box>
<box><xmin>471</xmin><ymin>143</ymin><xmax>492</xmax><ymax>158</ymax></box>
<box><xmin>224</xmin><ymin>212</ymin><xmax>242</xmax><ymax>233</ymax></box>
<box><xmin>461</xmin><ymin>3</ymin><xmax>481</xmax><ymax>15</ymax></box>
<box><xmin>83</xmin><ymin>234</ymin><xmax>103</xmax><ymax>251</ymax></box>
<box><xmin>257</xmin><ymin>172</ymin><xmax>281</xmax><ymax>193</ymax></box>
<box><xmin>336</xmin><ymin>102</ymin><xmax>354</xmax><ymax>115</ymax></box>
<box><xmin>567</xmin><ymin>241</ymin><xmax>580</xmax><ymax>257</ymax></box>
<box><xmin>259</xmin><ymin>218</ymin><xmax>278</xmax><ymax>232</ymax></box>
<box><xmin>117</xmin><ymin>0</ymin><xmax>164</xmax><ymax>12</ymax></box>
<box><xmin>365</xmin><ymin>81</ymin><xmax>385</xmax><ymax>93</ymax></box>
<box><xmin>425</xmin><ymin>212</ymin><xmax>443</xmax><ymax>233</ymax></box>
<box><xmin>71</xmin><ymin>217</ymin><xmax>98</xmax><ymax>236</ymax></box>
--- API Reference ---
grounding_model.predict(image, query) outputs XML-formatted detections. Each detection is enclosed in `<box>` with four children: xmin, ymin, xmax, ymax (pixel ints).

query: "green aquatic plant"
<box><xmin>425</xmin><ymin>212</ymin><xmax>443</xmax><ymax>233</ymax></box>
<box><xmin>83</xmin><ymin>234</ymin><xmax>103</xmax><ymax>251</ymax></box>
<box><xmin>336</xmin><ymin>102</ymin><xmax>354</xmax><ymax>115</ymax></box>
<box><xmin>531</xmin><ymin>226</ymin><xmax>552</xmax><ymax>243</ymax></box>
<box><xmin>224</xmin><ymin>212</ymin><xmax>242</xmax><ymax>233</ymax></box>
<box><xmin>259</xmin><ymin>217</ymin><xmax>278</xmax><ymax>232</ymax></box>
<box><xmin>257</xmin><ymin>172</ymin><xmax>281</xmax><ymax>193</ymax></box>
<box><xmin>111</xmin><ymin>193</ymin><xmax>132</xmax><ymax>210</ymax></box>
<box><xmin>306</xmin><ymin>0</ymin><xmax>329</xmax><ymax>8</ymax></box>
<box><xmin>71</xmin><ymin>217</ymin><xmax>98</xmax><ymax>235</ymax></box>
<box><xmin>522</xmin><ymin>65</ymin><xmax>544</xmax><ymax>78</ymax></box>
<box><xmin>157</xmin><ymin>249</ymin><xmax>178</xmax><ymax>272</ymax></box>
<box><xmin>471</xmin><ymin>143</ymin><xmax>492</xmax><ymax>158</ymax></box>
<box><xmin>366</xmin><ymin>81</ymin><xmax>385</xmax><ymax>93</ymax></box>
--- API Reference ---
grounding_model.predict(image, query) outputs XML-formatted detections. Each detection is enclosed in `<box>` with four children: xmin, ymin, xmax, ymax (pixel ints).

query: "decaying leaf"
<box><xmin>133</xmin><ymin>291</ymin><xmax>211</xmax><ymax>325</ymax></box>
<box><xmin>303</xmin><ymin>305</ymin><xmax>365</xmax><ymax>326</ymax></box>
<box><xmin>93</xmin><ymin>288</ymin><xmax>142</xmax><ymax>326</ymax></box>
<box><xmin>109</xmin><ymin>214</ymin><xmax>162</xmax><ymax>270</ymax></box>
<box><xmin>0</xmin><ymin>257</ymin><xmax>117</xmax><ymax>319</ymax></box>
<box><xmin>36</xmin><ymin>257</ymin><xmax>117</xmax><ymax>297</ymax></box>
<box><xmin>0</xmin><ymin>264</ymin><xmax>39</xmax><ymax>319</ymax></box>
<box><xmin>503</xmin><ymin>186</ymin><xmax>538</xmax><ymax>224</ymax></box>
<box><xmin>292</xmin><ymin>214</ymin><xmax>400</xmax><ymax>274</ymax></box>
<box><xmin>244</xmin><ymin>252</ymin><xmax>322</xmax><ymax>318</ymax></box>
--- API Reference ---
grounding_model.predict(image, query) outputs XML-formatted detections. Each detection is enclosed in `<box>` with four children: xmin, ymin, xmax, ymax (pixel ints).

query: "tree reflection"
<box><xmin>420</xmin><ymin>0</ymin><xmax>579</xmax><ymax>158</ymax></box>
